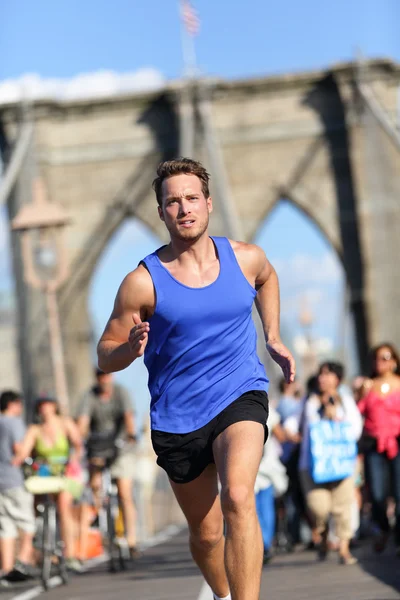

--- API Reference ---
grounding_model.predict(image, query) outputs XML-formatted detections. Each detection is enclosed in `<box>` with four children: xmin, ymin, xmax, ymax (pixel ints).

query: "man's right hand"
<box><xmin>266</xmin><ymin>339</ymin><xmax>296</xmax><ymax>383</ymax></box>
<box><xmin>128</xmin><ymin>313</ymin><xmax>150</xmax><ymax>358</ymax></box>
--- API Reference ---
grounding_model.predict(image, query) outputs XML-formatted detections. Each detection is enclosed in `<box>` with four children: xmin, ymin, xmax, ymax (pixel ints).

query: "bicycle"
<box><xmin>24</xmin><ymin>458</ymin><xmax>69</xmax><ymax>590</ymax></box>
<box><xmin>86</xmin><ymin>436</ymin><xmax>129</xmax><ymax>573</ymax></box>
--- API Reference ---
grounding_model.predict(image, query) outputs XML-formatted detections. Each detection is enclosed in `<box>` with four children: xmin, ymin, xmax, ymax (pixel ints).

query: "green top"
<box><xmin>33</xmin><ymin>428</ymin><xmax>83</xmax><ymax>499</ymax></box>
<box><xmin>35</xmin><ymin>431</ymin><xmax>69</xmax><ymax>463</ymax></box>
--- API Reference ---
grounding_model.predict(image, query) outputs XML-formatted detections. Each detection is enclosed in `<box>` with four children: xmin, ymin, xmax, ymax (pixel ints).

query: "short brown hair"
<box><xmin>152</xmin><ymin>158</ymin><xmax>210</xmax><ymax>207</ymax></box>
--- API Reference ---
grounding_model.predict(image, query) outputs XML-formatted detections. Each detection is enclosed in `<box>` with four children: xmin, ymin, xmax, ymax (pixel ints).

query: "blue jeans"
<box><xmin>364</xmin><ymin>449</ymin><xmax>400</xmax><ymax>545</ymax></box>
<box><xmin>256</xmin><ymin>486</ymin><xmax>275</xmax><ymax>551</ymax></box>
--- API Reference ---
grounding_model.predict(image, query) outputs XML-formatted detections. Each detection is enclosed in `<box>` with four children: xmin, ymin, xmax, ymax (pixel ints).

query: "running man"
<box><xmin>97</xmin><ymin>158</ymin><xmax>295</xmax><ymax>600</ymax></box>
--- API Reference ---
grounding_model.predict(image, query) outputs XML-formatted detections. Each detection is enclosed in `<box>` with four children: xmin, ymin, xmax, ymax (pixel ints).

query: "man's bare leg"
<box><xmin>213</xmin><ymin>421</ymin><xmax>265</xmax><ymax>600</ymax></box>
<box><xmin>0</xmin><ymin>537</ymin><xmax>16</xmax><ymax>573</ymax></box>
<box><xmin>170</xmin><ymin>464</ymin><xmax>230</xmax><ymax>598</ymax></box>
<box><xmin>17</xmin><ymin>531</ymin><xmax>34</xmax><ymax>564</ymax></box>
<box><xmin>116</xmin><ymin>478</ymin><xmax>137</xmax><ymax>549</ymax></box>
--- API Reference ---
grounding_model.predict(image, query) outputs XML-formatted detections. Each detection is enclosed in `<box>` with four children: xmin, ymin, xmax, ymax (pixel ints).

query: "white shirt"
<box><xmin>284</xmin><ymin>393</ymin><xmax>362</xmax><ymax>472</ymax></box>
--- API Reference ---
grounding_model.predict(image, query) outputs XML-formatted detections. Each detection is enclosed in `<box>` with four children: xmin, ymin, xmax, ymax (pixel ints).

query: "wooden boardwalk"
<box><xmin>2</xmin><ymin>530</ymin><xmax>399</xmax><ymax>600</ymax></box>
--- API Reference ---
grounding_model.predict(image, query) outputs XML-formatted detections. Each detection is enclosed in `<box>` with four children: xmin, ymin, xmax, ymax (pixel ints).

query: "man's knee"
<box><xmin>190</xmin><ymin>524</ymin><xmax>224</xmax><ymax>552</ymax></box>
<box><xmin>221</xmin><ymin>484</ymin><xmax>254</xmax><ymax>519</ymax></box>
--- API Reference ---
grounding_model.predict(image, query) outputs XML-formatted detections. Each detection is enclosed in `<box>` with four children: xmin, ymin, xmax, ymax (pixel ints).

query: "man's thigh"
<box><xmin>0</xmin><ymin>488</ymin><xmax>35</xmax><ymax>537</ymax></box>
<box><xmin>212</xmin><ymin>420</ymin><xmax>265</xmax><ymax>495</ymax></box>
<box><xmin>111</xmin><ymin>452</ymin><xmax>135</xmax><ymax>481</ymax></box>
<box><xmin>0</xmin><ymin>492</ymin><xmax>17</xmax><ymax>539</ymax></box>
<box><xmin>170</xmin><ymin>464</ymin><xmax>223</xmax><ymax>536</ymax></box>
<box><xmin>151</xmin><ymin>426</ymin><xmax>214</xmax><ymax>485</ymax></box>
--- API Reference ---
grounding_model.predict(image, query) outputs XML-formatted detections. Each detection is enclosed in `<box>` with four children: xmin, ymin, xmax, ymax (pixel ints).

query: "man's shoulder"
<box><xmin>117</xmin><ymin>264</ymin><xmax>155</xmax><ymax>315</ymax></box>
<box><xmin>0</xmin><ymin>416</ymin><xmax>25</xmax><ymax>441</ymax></box>
<box><xmin>228</xmin><ymin>240</ymin><xmax>268</xmax><ymax>280</ymax></box>
<box><xmin>112</xmin><ymin>383</ymin><xmax>125</xmax><ymax>395</ymax></box>
<box><xmin>228</xmin><ymin>239</ymin><xmax>263</xmax><ymax>255</ymax></box>
<box><xmin>229</xmin><ymin>240</ymin><xmax>267</xmax><ymax>264</ymax></box>
<box><xmin>0</xmin><ymin>415</ymin><xmax>23</xmax><ymax>427</ymax></box>
<box><xmin>112</xmin><ymin>383</ymin><xmax>130</xmax><ymax>401</ymax></box>
<box><xmin>82</xmin><ymin>386</ymin><xmax>97</xmax><ymax>401</ymax></box>
<box><xmin>121</xmin><ymin>264</ymin><xmax>154</xmax><ymax>292</ymax></box>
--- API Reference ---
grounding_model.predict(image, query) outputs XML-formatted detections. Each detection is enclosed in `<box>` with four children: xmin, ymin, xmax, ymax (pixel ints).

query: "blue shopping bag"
<box><xmin>309</xmin><ymin>420</ymin><xmax>357</xmax><ymax>484</ymax></box>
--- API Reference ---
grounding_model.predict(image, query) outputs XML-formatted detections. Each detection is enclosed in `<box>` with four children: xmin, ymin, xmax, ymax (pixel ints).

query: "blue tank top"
<box><xmin>142</xmin><ymin>237</ymin><xmax>269</xmax><ymax>433</ymax></box>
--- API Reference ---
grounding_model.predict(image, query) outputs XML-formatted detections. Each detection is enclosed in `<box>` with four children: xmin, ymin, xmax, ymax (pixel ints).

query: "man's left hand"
<box><xmin>266</xmin><ymin>339</ymin><xmax>296</xmax><ymax>383</ymax></box>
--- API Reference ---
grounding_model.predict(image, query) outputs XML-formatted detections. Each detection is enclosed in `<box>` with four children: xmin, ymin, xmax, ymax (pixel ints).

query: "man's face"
<box><xmin>11</xmin><ymin>400</ymin><xmax>23</xmax><ymax>416</ymax></box>
<box><xmin>97</xmin><ymin>372</ymin><xmax>113</xmax><ymax>393</ymax></box>
<box><xmin>158</xmin><ymin>174</ymin><xmax>212</xmax><ymax>242</ymax></box>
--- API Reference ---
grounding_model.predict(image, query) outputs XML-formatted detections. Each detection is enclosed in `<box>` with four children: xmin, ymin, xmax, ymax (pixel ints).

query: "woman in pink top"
<box><xmin>358</xmin><ymin>343</ymin><xmax>400</xmax><ymax>555</ymax></box>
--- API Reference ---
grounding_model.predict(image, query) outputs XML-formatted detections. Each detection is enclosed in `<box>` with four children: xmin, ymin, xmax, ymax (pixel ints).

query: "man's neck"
<box><xmin>2</xmin><ymin>409</ymin><xmax>16</xmax><ymax>417</ymax></box>
<box><xmin>166</xmin><ymin>233</ymin><xmax>215</xmax><ymax>267</ymax></box>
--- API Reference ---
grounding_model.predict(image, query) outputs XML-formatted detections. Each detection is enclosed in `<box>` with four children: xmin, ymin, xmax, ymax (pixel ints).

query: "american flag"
<box><xmin>181</xmin><ymin>0</ymin><xmax>200</xmax><ymax>36</ymax></box>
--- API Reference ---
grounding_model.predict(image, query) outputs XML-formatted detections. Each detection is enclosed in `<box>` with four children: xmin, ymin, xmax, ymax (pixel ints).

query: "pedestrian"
<box><xmin>97</xmin><ymin>158</ymin><xmax>295</xmax><ymax>600</ymax></box>
<box><xmin>255</xmin><ymin>405</ymin><xmax>288</xmax><ymax>562</ymax></box>
<box><xmin>0</xmin><ymin>390</ymin><xmax>35</xmax><ymax>581</ymax></box>
<box><xmin>288</xmin><ymin>362</ymin><xmax>362</xmax><ymax>564</ymax></box>
<box><xmin>358</xmin><ymin>343</ymin><xmax>400</xmax><ymax>555</ymax></box>
<box><xmin>14</xmin><ymin>396</ymin><xmax>83</xmax><ymax>572</ymax></box>
<box><xmin>76</xmin><ymin>368</ymin><xmax>139</xmax><ymax>557</ymax></box>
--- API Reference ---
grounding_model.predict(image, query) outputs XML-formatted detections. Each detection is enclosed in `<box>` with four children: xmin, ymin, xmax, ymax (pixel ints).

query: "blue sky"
<box><xmin>1</xmin><ymin>0</ymin><xmax>399</xmax><ymax>420</ymax></box>
<box><xmin>1</xmin><ymin>0</ymin><xmax>399</xmax><ymax>81</ymax></box>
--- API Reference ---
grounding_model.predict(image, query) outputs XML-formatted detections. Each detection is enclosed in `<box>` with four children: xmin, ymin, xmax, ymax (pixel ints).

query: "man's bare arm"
<box><xmin>124</xmin><ymin>411</ymin><xmax>136</xmax><ymax>438</ymax></box>
<box><xmin>253</xmin><ymin>246</ymin><xmax>295</xmax><ymax>382</ymax></box>
<box><xmin>231</xmin><ymin>241</ymin><xmax>280</xmax><ymax>341</ymax></box>
<box><xmin>97</xmin><ymin>265</ymin><xmax>155</xmax><ymax>373</ymax></box>
<box><xmin>77</xmin><ymin>415</ymin><xmax>90</xmax><ymax>440</ymax></box>
<box><xmin>233</xmin><ymin>241</ymin><xmax>295</xmax><ymax>383</ymax></box>
<box><xmin>254</xmin><ymin>256</ymin><xmax>281</xmax><ymax>344</ymax></box>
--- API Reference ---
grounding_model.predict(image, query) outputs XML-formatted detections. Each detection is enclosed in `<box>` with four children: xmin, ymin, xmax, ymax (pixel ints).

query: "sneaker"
<box><xmin>374</xmin><ymin>532</ymin><xmax>390</xmax><ymax>554</ymax></box>
<box><xmin>339</xmin><ymin>553</ymin><xmax>358</xmax><ymax>566</ymax></box>
<box><xmin>66</xmin><ymin>558</ymin><xmax>83</xmax><ymax>573</ymax></box>
<box><xmin>2</xmin><ymin>561</ymin><xmax>36</xmax><ymax>582</ymax></box>
<box><xmin>317</xmin><ymin>529</ymin><xmax>329</xmax><ymax>561</ymax></box>
<box><xmin>129</xmin><ymin>546</ymin><xmax>142</xmax><ymax>561</ymax></box>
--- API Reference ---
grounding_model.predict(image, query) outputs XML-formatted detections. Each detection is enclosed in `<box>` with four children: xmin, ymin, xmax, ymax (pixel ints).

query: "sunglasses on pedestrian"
<box><xmin>376</xmin><ymin>352</ymin><xmax>393</xmax><ymax>362</ymax></box>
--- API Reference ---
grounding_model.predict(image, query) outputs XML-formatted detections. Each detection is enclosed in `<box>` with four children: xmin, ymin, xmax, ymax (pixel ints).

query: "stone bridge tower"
<box><xmin>1</xmin><ymin>58</ymin><xmax>399</xmax><ymax>413</ymax></box>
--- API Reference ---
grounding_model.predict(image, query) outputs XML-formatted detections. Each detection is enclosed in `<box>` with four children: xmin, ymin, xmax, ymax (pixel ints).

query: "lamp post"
<box><xmin>298</xmin><ymin>300</ymin><xmax>318</xmax><ymax>381</ymax></box>
<box><xmin>12</xmin><ymin>177</ymin><xmax>71</xmax><ymax>415</ymax></box>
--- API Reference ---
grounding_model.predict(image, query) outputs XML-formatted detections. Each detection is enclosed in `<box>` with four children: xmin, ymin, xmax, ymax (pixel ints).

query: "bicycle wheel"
<box><xmin>41</xmin><ymin>501</ymin><xmax>56</xmax><ymax>590</ymax></box>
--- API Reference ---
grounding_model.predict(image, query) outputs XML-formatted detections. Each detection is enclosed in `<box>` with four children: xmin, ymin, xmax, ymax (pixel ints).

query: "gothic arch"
<box><xmin>3</xmin><ymin>59</ymin><xmax>400</xmax><ymax>407</ymax></box>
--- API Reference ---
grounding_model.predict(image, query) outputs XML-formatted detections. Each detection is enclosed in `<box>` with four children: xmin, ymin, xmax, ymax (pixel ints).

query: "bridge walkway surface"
<box><xmin>1</xmin><ymin>529</ymin><xmax>399</xmax><ymax>600</ymax></box>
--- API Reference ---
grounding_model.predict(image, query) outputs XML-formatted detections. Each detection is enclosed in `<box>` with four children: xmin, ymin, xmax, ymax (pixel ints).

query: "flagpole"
<box><xmin>179</xmin><ymin>0</ymin><xmax>198</xmax><ymax>80</ymax></box>
<box><xmin>179</xmin><ymin>0</ymin><xmax>198</xmax><ymax>157</ymax></box>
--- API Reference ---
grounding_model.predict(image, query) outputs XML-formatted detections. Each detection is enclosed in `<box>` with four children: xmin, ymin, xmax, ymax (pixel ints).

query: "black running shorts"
<box><xmin>151</xmin><ymin>390</ymin><xmax>269</xmax><ymax>484</ymax></box>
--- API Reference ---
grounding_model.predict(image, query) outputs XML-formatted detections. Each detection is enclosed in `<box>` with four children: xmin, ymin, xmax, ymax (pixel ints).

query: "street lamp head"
<box><xmin>11</xmin><ymin>177</ymin><xmax>71</xmax><ymax>232</ymax></box>
<box><xmin>10</xmin><ymin>176</ymin><xmax>71</xmax><ymax>292</ymax></box>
